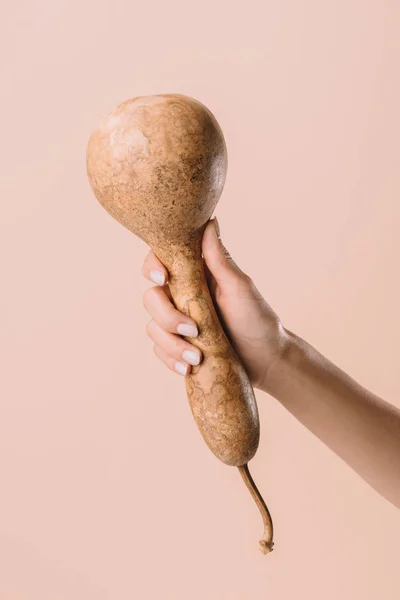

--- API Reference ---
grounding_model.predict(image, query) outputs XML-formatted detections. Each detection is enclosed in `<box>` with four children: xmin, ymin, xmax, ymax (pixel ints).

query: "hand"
<box><xmin>142</xmin><ymin>218</ymin><xmax>288</xmax><ymax>390</ymax></box>
<box><xmin>142</xmin><ymin>218</ymin><xmax>400</xmax><ymax>508</ymax></box>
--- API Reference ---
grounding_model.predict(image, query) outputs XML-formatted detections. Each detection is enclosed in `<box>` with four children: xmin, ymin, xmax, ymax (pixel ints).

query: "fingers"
<box><xmin>202</xmin><ymin>218</ymin><xmax>246</xmax><ymax>284</ymax></box>
<box><xmin>143</xmin><ymin>284</ymin><xmax>198</xmax><ymax>337</ymax></box>
<box><xmin>142</xmin><ymin>247</ymin><xmax>202</xmax><ymax>376</ymax></box>
<box><xmin>202</xmin><ymin>218</ymin><xmax>254</xmax><ymax>300</ymax></box>
<box><xmin>153</xmin><ymin>344</ymin><xmax>191</xmax><ymax>376</ymax></box>
<box><xmin>142</xmin><ymin>250</ymin><xmax>169</xmax><ymax>286</ymax></box>
<box><xmin>147</xmin><ymin>320</ymin><xmax>202</xmax><ymax>374</ymax></box>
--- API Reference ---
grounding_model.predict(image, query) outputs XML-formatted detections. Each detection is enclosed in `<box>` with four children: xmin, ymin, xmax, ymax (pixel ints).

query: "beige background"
<box><xmin>1</xmin><ymin>1</ymin><xmax>400</xmax><ymax>598</ymax></box>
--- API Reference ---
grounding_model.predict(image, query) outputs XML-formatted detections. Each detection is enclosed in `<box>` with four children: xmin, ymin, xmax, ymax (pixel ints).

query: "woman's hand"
<box><xmin>142</xmin><ymin>218</ymin><xmax>400</xmax><ymax>507</ymax></box>
<box><xmin>142</xmin><ymin>218</ymin><xmax>288</xmax><ymax>389</ymax></box>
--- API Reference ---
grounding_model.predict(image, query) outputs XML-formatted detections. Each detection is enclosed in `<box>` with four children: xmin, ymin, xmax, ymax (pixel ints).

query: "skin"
<box><xmin>143</xmin><ymin>217</ymin><xmax>400</xmax><ymax>509</ymax></box>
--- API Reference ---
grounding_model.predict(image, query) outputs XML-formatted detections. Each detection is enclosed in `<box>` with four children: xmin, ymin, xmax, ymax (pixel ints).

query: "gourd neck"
<box><xmin>154</xmin><ymin>233</ymin><xmax>204</xmax><ymax>286</ymax></box>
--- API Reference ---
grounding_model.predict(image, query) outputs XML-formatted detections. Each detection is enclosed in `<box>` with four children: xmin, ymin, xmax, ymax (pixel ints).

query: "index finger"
<box><xmin>142</xmin><ymin>250</ymin><xmax>169</xmax><ymax>286</ymax></box>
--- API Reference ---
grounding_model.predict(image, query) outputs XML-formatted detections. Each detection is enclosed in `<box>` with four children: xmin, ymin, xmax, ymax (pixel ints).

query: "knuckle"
<box><xmin>239</xmin><ymin>273</ymin><xmax>254</xmax><ymax>291</ymax></box>
<box><xmin>142</xmin><ymin>254</ymin><xmax>153</xmax><ymax>277</ymax></box>
<box><xmin>142</xmin><ymin>285</ymin><xmax>160</xmax><ymax>308</ymax></box>
<box><xmin>229</xmin><ymin>272</ymin><xmax>254</xmax><ymax>296</ymax></box>
<box><xmin>142</xmin><ymin>287</ymin><xmax>152</xmax><ymax>307</ymax></box>
<box><xmin>165</xmin><ymin>314</ymin><xmax>178</xmax><ymax>332</ymax></box>
<box><xmin>240</xmin><ymin>271</ymin><xmax>253</xmax><ymax>285</ymax></box>
<box><xmin>171</xmin><ymin>336</ymin><xmax>183</xmax><ymax>353</ymax></box>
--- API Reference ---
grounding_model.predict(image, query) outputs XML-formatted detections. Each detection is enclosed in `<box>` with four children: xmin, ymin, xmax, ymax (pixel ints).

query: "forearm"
<box><xmin>263</xmin><ymin>329</ymin><xmax>400</xmax><ymax>508</ymax></box>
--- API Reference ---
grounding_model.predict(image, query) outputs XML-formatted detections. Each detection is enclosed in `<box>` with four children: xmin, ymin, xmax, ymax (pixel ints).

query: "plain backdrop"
<box><xmin>1</xmin><ymin>1</ymin><xmax>400</xmax><ymax>599</ymax></box>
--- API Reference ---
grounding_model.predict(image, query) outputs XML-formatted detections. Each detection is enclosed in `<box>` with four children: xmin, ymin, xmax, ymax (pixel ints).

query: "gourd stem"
<box><xmin>238</xmin><ymin>463</ymin><xmax>274</xmax><ymax>555</ymax></box>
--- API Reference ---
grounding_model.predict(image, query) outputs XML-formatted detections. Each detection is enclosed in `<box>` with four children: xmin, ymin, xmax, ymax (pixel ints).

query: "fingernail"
<box><xmin>177</xmin><ymin>323</ymin><xmax>198</xmax><ymax>337</ymax></box>
<box><xmin>214</xmin><ymin>217</ymin><xmax>221</xmax><ymax>240</ymax></box>
<box><xmin>174</xmin><ymin>361</ymin><xmax>188</xmax><ymax>375</ymax></box>
<box><xmin>182</xmin><ymin>349</ymin><xmax>201</xmax><ymax>366</ymax></box>
<box><xmin>150</xmin><ymin>270</ymin><xmax>165</xmax><ymax>285</ymax></box>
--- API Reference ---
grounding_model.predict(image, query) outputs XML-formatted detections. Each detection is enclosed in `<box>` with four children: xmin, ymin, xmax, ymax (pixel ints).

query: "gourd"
<box><xmin>86</xmin><ymin>94</ymin><xmax>274</xmax><ymax>554</ymax></box>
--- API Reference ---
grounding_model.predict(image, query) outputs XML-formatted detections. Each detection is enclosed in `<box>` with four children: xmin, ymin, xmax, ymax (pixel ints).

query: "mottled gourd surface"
<box><xmin>86</xmin><ymin>94</ymin><xmax>226</xmax><ymax>249</ymax></box>
<box><xmin>86</xmin><ymin>94</ymin><xmax>260</xmax><ymax>466</ymax></box>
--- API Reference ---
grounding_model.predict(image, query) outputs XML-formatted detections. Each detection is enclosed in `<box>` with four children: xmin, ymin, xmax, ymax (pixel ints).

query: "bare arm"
<box><xmin>265</xmin><ymin>329</ymin><xmax>400</xmax><ymax>507</ymax></box>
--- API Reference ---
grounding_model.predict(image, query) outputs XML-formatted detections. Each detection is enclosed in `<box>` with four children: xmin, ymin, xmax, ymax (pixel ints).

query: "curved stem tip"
<box><xmin>238</xmin><ymin>463</ymin><xmax>274</xmax><ymax>555</ymax></box>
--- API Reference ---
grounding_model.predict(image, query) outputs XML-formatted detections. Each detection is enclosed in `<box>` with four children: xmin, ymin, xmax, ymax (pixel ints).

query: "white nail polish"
<box><xmin>150</xmin><ymin>270</ymin><xmax>165</xmax><ymax>285</ymax></box>
<box><xmin>174</xmin><ymin>361</ymin><xmax>188</xmax><ymax>375</ymax></box>
<box><xmin>177</xmin><ymin>323</ymin><xmax>198</xmax><ymax>338</ymax></box>
<box><xmin>182</xmin><ymin>349</ymin><xmax>200</xmax><ymax>366</ymax></box>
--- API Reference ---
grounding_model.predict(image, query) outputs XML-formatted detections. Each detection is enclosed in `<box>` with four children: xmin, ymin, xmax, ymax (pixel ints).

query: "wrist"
<box><xmin>260</xmin><ymin>327</ymin><xmax>305</xmax><ymax>398</ymax></box>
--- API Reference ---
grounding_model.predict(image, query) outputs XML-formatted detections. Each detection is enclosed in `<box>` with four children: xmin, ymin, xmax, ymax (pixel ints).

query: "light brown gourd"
<box><xmin>86</xmin><ymin>94</ymin><xmax>274</xmax><ymax>554</ymax></box>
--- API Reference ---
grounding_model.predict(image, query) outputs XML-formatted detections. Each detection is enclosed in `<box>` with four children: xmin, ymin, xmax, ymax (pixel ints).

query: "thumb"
<box><xmin>202</xmin><ymin>218</ymin><xmax>246</xmax><ymax>284</ymax></box>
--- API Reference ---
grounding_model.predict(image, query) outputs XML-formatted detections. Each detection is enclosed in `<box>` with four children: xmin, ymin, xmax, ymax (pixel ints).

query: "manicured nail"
<box><xmin>177</xmin><ymin>323</ymin><xmax>198</xmax><ymax>337</ymax></box>
<box><xmin>182</xmin><ymin>349</ymin><xmax>201</xmax><ymax>366</ymax></box>
<box><xmin>150</xmin><ymin>270</ymin><xmax>165</xmax><ymax>285</ymax></box>
<box><xmin>174</xmin><ymin>361</ymin><xmax>188</xmax><ymax>375</ymax></box>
